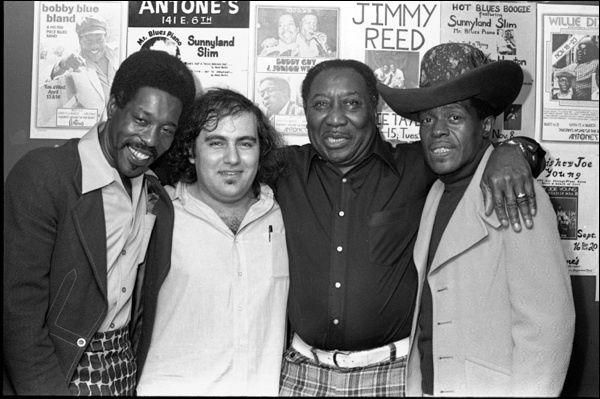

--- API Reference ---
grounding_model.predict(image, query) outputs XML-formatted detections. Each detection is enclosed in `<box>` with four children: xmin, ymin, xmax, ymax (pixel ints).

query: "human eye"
<box><xmin>161</xmin><ymin>127</ymin><xmax>175</xmax><ymax>137</ymax></box>
<box><xmin>311</xmin><ymin>99</ymin><xmax>328</xmax><ymax>110</ymax></box>
<box><xmin>239</xmin><ymin>140</ymin><xmax>256</xmax><ymax>149</ymax></box>
<box><xmin>343</xmin><ymin>98</ymin><xmax>360</xmax><ymax>109</ymax></box>
<box><xmin>208</xmin><ymin>139</ymin><xmax>225</xmax><ymax>148</ymax></box>
<box><xmin>418</xmin><ymin>114</ymin><xmax>433</xmax><ymax>124</ymax></box>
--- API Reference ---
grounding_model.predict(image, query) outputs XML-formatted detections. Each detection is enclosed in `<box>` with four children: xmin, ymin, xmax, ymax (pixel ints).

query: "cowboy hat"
<box><xmin>378</xmin><ymin>43</ymin><xmax>523</xmax><ymax>121</ymax></box>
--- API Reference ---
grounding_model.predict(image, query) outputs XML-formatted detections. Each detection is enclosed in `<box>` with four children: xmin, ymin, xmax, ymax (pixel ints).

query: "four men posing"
<box><xmin>5</xmin><ymin>35</ymin><xmax>575</xmax><ymax>398</ymax></box>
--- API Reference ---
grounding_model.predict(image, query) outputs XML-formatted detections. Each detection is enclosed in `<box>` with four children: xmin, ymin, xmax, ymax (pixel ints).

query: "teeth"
<box><xmin>327</xmin><ymin>137</ymin><xmax>345</xmax><ymax>143</ymax></box>
<box><xmin>433</xmin><ymin>148</ymin><xmax>450</xmax><ymax>154</ymax></box>
<box><xmin>129</xmin><ymin>146</ymin><xmax>150</xmax><ymax>161</ymax></box>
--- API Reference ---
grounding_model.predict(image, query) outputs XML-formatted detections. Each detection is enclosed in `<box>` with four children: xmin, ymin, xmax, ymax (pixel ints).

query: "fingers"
<box><xmin>480</xmin><ymin>181</ymin><xmax>494</xmax><ymax>216</ymax></box>
<box><xmin>494</xmin><ymin>197</ymin><xmax>510</xmax><ymax>228</ymax></box>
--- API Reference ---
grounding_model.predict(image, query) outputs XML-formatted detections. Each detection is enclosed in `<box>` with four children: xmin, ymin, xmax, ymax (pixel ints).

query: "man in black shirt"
<box><xmin>277</xmin><ymin>59</ymin><xmax>544</xmax><ymax>396</ymax></box>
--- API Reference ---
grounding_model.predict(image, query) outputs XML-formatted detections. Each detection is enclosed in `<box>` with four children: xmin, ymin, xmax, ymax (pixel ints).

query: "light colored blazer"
<box><xmin>408</xmin><ymin>147</ymin><xmax>575</xmax><ymax>397</ymax></box>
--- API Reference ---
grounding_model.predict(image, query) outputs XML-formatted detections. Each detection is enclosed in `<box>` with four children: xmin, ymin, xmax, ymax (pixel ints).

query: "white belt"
<box><xmin>291</xmin><ymin>333</ymin><xmax>409</xmax><ymax>369</ymax></box>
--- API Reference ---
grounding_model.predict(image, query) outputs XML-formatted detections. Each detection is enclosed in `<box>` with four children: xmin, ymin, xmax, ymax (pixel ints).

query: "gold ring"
<box><xmin>517</xmin><ymin>193</ymin><xmax>527</xmax><ymax>199</ymax></box>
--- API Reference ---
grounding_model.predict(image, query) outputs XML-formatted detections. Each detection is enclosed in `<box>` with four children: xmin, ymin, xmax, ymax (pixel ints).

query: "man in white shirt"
<box><xmin>136</xmin><ymin>88</ymin><xmax>290</xmax><ymax>396</ymax></box>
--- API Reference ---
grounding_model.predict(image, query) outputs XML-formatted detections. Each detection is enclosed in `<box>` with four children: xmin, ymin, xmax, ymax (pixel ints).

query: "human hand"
<box><xmin>261</xmin><ymin>38</ymin><xmax>278</xmax><ymax>49</ymax></box>
<box><xmin>481</xmin><ymin>143</ymin><xmax>536</xmax><ymax>232</ymax></box>
<box><xmin>59</xmin><ymin>52</ymin><xmax>87</xmax><ymax>71</ymax></box>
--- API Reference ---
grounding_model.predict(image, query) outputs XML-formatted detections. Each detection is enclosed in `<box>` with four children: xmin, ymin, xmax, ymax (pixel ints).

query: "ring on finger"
<box><xmin>517</xmin><ymin>192</ymin><xmax>527</xmax><ymax>199</ymax></box>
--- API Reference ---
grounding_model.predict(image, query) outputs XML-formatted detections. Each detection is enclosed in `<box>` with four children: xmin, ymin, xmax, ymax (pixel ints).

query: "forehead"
<box><xmin>420</xmin><ymin>101</ymin><xmax>476</xmax><ymax>116</ymax></box>
<box><xmin>310</xmin><ymin>67</ymin><xmax>368</xmax><ymax>95</ymax></box>
<box><xmin>202</xmin><ymin>113</ymin><xmax>258</xmax><ymax>138</ymax></box>
<box><xmin>303</xmin><ymin>15</ymin><xmax>317</xmax><ymax>23</ymax></box>
<box><xmin>127</xmin><ymin>86</ymin><xmax>180</xmax><ymax>109</ymax></box>
<box><xmin>279</xmin><ymin>15</ymin><xmax>295</xmax><ymax>25</ymax></box>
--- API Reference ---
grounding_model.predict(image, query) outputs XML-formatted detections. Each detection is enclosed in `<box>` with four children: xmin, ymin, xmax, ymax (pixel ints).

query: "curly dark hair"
<box><xmin>165</xmin><ymin>88</ymin><xmax>289</xmax><ymax>195</ymax></box>
<box><xmin>301</xmin><ymin>59</ymin><xmax>379</xmax><ymax>110</ymax></box>
<box><xmin>110</xmin><ymin>50</ymin><xmax>195</xmax><ymax>120</ymax></box>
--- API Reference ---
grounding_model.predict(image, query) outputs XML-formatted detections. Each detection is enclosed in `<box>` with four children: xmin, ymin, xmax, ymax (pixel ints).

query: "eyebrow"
<box><xmin>204</xmin><ymin>134</ymin><xmax>257</xmax><ymax>143</ymax></box>
<box><xmin>134</xmin><ymin>108</ymin><xmax>178</xmax><ymax>128</ymax></box>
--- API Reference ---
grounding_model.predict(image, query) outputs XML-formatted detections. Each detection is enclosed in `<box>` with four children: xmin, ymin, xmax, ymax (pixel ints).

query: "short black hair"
<box><xmin>165</xmin><ymin>88</ymin><xmax>289</xmax><ymax>195</ymax></box>
<box><xmin>110</xmin><ymin>50</ymin><xmax>195</xmax><ymax>121</ymax></box>
<box><xmin>301</xmin><ymin>59</ymin><xmax>379</xmax><ymax>110</ymax></box>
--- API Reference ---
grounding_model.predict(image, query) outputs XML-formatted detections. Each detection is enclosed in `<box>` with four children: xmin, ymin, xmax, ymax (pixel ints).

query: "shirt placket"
<box><xmin>326</xmin><ymin>174</ymin><xmax>352</xmax><ymax>348</ymax></box>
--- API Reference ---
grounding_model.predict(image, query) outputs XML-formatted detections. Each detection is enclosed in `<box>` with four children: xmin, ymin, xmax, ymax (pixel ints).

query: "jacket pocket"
<box><xmin>465</xmin><ymin>356</ymin><xmax>511</xmax><ymax>396</ymax></box>
<box><xmin>47</xmin><ymin>269</ymin><xmax>77</xmax><ymax>333</ymax></box>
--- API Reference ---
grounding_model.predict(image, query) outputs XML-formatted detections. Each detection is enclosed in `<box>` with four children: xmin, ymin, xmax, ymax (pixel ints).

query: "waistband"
<box><xmin>291</xmin><ymin>333</ymin><xmax>409</xmax><ymax>369</ymax></box>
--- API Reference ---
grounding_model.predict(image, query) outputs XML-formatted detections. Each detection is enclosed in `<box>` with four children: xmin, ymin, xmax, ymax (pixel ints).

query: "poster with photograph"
<box><xmin>128</xmin><ymin>1</ymin><xmax>250</xmax><ymax>96</ymax></box>
<box><xmin>440</xmin><ymin>1</ymin><xmax>537</xmax><ymax>141</ymax></box>
<box><xmin>30</xmin><ymin>1</ymin><xmax>128</xmax><ymax>139</ymax></box>
<box><xmin>537</xmin><ymin>152</ymin><xmax>599</xmax><ymax>276</ymax></box>
<box><xmin>254</xmin><ymin>6</ymin><xmax>339</xmax><ymax>142</ymax></box>
<box><xmin>340</xmin><ymin>1</ymin><xmax>441</xmax><ymax>144</ymax></box>
<box><xmin>536</xmin><ymin>4</ymin><xmax>599</xmax><ymax>143</ymax></box>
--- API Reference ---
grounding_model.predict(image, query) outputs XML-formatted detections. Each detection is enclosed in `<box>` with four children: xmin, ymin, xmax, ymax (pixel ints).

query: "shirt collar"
<box><xmin>303</xmin><ymin>130</ymin><xmax>401</xmax><ymax>182</ymax></box>
<box><xmin>78</xmin><ymin>122</ymin><xmax>150</xmax><ymax>194</ymax></box>
<box><xmin>172</xmin><ymin>181</ymin><xmax>274</xmax><ymax>213</ymax></box>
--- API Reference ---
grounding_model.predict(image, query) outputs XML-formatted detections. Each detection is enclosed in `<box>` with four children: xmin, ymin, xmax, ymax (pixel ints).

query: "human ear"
<box><xmin>482</xmin><ymin>115</ymin><xmax>495</xmax><ymax>139</ymax></box>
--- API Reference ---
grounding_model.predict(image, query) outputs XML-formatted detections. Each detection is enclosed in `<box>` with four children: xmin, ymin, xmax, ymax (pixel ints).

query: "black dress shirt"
<box><xmin>276</xmin><ymin>133</ymin><xmax>436</xmax><ymax>351</ymax></box>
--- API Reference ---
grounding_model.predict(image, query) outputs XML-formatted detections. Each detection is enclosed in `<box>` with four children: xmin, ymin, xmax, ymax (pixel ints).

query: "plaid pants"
<box><xmin>68</xmin><ymin>326</ymin><xmax>136</xmax><ymax>396</ymax></box>
<box><xmin>279</xmin><ymin>346</ymin><xmax>407</xmax><ymax>396</ymax></box>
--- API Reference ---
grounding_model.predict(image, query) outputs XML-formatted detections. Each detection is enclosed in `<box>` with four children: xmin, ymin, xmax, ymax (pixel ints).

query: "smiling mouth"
<box><xmin>128</xmin><ymin>145</ymin><xmax>151</xmax><ymax>162</ymax></box>
<box><xmin>432</xmin><ymin>147</ymin><xmax>451</xmax><ymax>155</ymax></box>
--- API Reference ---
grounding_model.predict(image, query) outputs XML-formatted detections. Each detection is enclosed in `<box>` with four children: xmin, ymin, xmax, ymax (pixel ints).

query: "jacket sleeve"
<box><xmin>3</xmin><ymin>150</ymin><xmax>72</xmax><ymax>395</ymax></box>
<box><xmin>505</xmin><ymin>182</ymin><xmax>575</xmax><ymax>396</ymax></box>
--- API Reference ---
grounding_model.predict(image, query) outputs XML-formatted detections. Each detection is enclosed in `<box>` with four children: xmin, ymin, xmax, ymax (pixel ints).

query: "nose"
<box><xmin>431</xmin><ymin>118</ymin><xmax>448</xmax><ymax>138</ymax></box>
<box><xmin>223</xmin><ymin>144</ymin><xmax>240</xmax><ymax>165</ymax></box>
<box><xmin>324</xmin><ymin>102</ymin><xmax>348</xmax><ymax>126</ymax></box>
<box><xmin>141</xmin><ymin>126</ymin><xmax>160</xmax><ymax>148</ymax></box>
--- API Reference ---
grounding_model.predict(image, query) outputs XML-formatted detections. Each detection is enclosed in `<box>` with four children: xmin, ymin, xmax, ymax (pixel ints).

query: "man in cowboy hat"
<box><xmin>379</xmin><ymin>43</ymin><xmax>575</xmax><ymax>397</ymax></box>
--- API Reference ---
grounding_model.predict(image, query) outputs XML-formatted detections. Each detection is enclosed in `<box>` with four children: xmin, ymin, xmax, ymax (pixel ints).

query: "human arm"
<box><xmin>50</xmin><ymin>52</ymin><xmax>87</xmax><ymax>79</ymax></box>
<box><xmin>481</xmin><ymin>137</ymin><xmax>546</xmax><ymax>232</ymax></box>
<box><xmin>505</xmin><ymin>183</ymin><xmax>575</xmax><ymax>396</ymax></box>
<box><xmin>3</xmin><ymin>152</ymin><xmax>72</xmax><ymax>395</ymax></box>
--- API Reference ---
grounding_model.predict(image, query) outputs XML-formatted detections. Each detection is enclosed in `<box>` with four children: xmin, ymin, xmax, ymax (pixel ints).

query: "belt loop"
<box><xmin>309</xmin><ymin>347</ymin><xmax>321</xmax><ymax>365</ymax></box>
<box><xmin>388</xmin><ymin>342</ymin><xmax>397</xmax><ymax>362</ymax></box>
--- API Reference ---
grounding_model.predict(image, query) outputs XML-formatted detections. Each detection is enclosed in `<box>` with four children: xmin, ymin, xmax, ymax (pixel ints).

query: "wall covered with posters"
<box><xmin>3</xmin><ymin>1</ymin><xmax>598</xmax><ymax>396</ymax></box>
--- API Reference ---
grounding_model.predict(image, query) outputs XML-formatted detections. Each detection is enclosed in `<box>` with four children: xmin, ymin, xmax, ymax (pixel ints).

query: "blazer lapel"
<box><xmin>427</xmin><ymin>147</ymin><xmax>501</xmax><ymax>274</ymax></box>
<box><xmin>73</xmin><ymin>189</ymin><xmax>108</xmax><ymax>298</ymax></box>
<box><xmin>145</xmin><ymin>175</ymin><xmax>174</xmax><ymax>287</ymax></box>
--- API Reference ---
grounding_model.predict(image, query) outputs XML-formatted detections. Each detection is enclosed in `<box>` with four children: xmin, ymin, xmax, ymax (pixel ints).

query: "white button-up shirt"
<box><xmin>137</xmin><ymin>182</ymin><xmax>289</xmax><ymax>396</ymax></box>
<box><xmin>78</xmin><ymin>124</ymin><xmax>154</xmax><ymax>332</ymax></box>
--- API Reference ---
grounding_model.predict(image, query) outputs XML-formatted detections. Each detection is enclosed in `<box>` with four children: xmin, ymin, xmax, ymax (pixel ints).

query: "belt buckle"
<box><xmin>332</xmin><ymin>350</ymin><xmax>352</xmax><ymax>368</ymax></box>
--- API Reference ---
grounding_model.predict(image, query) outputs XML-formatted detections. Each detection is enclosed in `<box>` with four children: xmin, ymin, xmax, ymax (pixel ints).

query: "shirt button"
<box><xmin>335</xmin><ymin>282</ymin><xmax>341</xmax><ymax>288</ymax></box>
<box><xmin>333</xmin><ymin>319</ymin><xmax>339</xmax><ymax>325</ymax></box>
<box><xmin>342</xmin><ymin>178</ymin><xmax>348</xmax><ymax>183</ymax></box>
<box><xmin>121</xmin><ymin>249</ymin><xmax>126</xmax><ymax>256</ymax></box>
<box><xmin>238</xmin><ymin>272</ymin><xmax>243</xmax><ymax>277</ymax></box>
<box><xmin>110</xmin><ymin>323</ymin><xmax>115</xmax><ymax>329</ymax></box>
<box><xmin>337</xmin><ymin>246</ymin><xmax>343</xmax><ymax>252</ymax></box>
<box><xmin>76</xmin><ymin>338</ymin><xmax>86</xmax><ymax>347</ymax></box>
<box><xmin>338</xmin><ymin>211</ymin><xmax>345</xmax><ymax>217</ymax></box>
<box><xmin>121</xmin><ymin>287</ymin><xmax>126</xmax><ymax>293</ymax></box>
